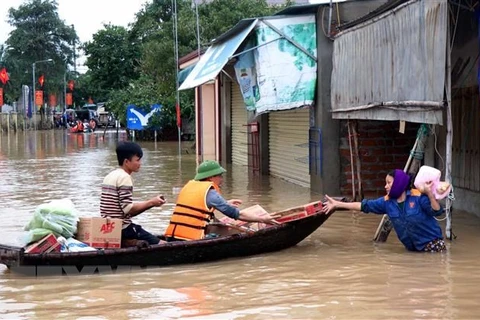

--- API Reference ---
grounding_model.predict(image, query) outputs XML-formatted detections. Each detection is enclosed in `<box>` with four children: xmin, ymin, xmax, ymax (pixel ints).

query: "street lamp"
<box><xmin>32</xmin><ymin>58</ymin><xmax>53</xmax><ymax>130</ymax></box>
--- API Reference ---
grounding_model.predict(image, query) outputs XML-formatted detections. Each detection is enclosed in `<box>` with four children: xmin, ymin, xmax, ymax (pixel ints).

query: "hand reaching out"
<box><xmin>322</xmin><ymin>195</ymin><xmax>338</xmax><ymax>214</ymax></box>
<box><xmin>259</xmin><ymin>212</ymin><xmax>281</xmax><ymax>225</ymax></box>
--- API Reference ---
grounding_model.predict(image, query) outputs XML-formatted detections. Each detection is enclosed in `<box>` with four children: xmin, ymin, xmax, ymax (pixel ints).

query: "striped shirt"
<box><xmin>100</xmin><ymin>168</ymin><xmax>134</xmax><ymax>226</ymax></box>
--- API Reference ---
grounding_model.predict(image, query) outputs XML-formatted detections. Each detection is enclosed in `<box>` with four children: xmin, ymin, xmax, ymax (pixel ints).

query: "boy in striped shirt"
<box><xmin>100</xmin><ymin>141</ymin><xmax>166</xmax><ymax>245</ymax></box>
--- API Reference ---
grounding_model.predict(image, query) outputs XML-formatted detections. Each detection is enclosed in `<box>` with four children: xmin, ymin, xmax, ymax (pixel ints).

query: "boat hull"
<box><xmin>0</xmin><ymin>212</ymin><xmax>330</xmax><ymax>274</ymax></box>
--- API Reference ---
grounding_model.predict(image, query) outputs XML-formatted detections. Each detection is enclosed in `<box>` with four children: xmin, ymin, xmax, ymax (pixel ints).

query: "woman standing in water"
<box><xmin>322</xmin><ymin>169</ymin><xmax>446</xmax><ymax>252</ymax></box>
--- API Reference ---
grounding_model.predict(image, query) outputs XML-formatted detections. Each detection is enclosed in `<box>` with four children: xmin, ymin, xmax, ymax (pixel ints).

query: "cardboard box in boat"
<box><xmin>25</xmin><ymin>233</ymin><xmax>61</xmax><ymax>254</ymax></box>
<box><xmin>218</xmin><ymin>201</ymin><xmax>323</xmax><ymax>229</ymax></box>
<box><xmin>275</xmin><ymin>201</ymin><xmax>324</xmax><ymax>223</ymax></box>
<box><xmin>76</xmin><ymin>217</ymin><xmax>122</xmax><ymax>249</ymax></box>
<box><xmin>219</xmin><ymin>204</ymin><xmax>268</xmax><ymax>231</ymax></box>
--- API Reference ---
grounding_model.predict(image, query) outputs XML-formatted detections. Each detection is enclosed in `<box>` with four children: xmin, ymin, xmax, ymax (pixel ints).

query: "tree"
<box><xmin>3</xmin><ymin>0</ymin><xmax>77</xmax><ymax>102</ymax></box>
<box><xmin>82</xmin><ymin>24</ymin><xmax>141</xmax><ymax>102</ymax></box>
<box><xmin>83</xmin><ymin>0</ymin><xmax>289</xmax><ymax>139</ymax></box>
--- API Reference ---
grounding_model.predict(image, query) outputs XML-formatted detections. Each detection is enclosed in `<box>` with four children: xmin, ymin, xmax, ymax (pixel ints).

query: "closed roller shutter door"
<box><xmin>269</xmin><ymin>108</ymin><xmax>310</xmax><ymax>187</ymax></box>
<box><xmin>231</xmin><ymin>81</ymin><xmax>248</xmax><ymax>166</ymax></box>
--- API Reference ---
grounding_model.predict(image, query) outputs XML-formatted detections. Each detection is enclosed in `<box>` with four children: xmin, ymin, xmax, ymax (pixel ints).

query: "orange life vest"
<box><xmin>164</xmin><ymin>180</ymin><xmax>219</xmax><ymax>240</ymax></box>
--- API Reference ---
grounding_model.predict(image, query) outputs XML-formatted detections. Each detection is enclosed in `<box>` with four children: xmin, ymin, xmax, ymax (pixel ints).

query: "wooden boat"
<box><xmin>0</xmin><ymin>200</ymin><xmax>331</xmax><ymax>275</ymax></box>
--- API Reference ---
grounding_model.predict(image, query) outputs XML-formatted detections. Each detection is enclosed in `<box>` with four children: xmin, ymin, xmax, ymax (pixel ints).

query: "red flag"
<box><xmin>175</xmin><ymin>102</ymin><xmax>181</xmax><ymax>128</ymax></box>
<box><xmin>66</xmin><ymin>93</ymin><xmax>73</xmax><ymax>106</ymax></box>
<box><xmin>0</xmin><ymin>88</ymin><xmax>3</xmax><ymax>106</ymax></box>
<box><xmin>0</xmin><ymin>68</ymin><xmax>9</xmax><ymax>85</ymax></box>
<box><xmin>38</xmin><ymin>74</ymin><xmax>45</xmax><ymax>87</ymax></box>
<box><xmin>68</xmin><ymin>80</ymin><xmax>74</xmax><ymax>91</ymax></box>
<box><xmin>35</xmin><ymin>90</ymin><xmax>43</xmax><ymax>106</ymax></box>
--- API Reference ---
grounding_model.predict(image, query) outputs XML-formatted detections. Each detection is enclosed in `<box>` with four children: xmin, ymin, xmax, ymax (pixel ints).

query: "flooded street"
<box><xmin>0</xmin><ymin>130</ymin><xmax>479</xmax><ymax>320</ymax></box>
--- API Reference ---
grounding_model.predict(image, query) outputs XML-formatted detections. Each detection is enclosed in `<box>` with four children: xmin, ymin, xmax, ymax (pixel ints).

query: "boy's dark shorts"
<box><xmin>122</xmin><ymin>223</ymin><xmax>159</xmax><ymax>245</ymax></box>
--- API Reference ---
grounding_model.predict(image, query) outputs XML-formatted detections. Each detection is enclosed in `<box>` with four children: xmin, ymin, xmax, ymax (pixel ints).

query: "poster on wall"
<box><xmin>235</xmin><ymin>15</ymin><xmax>317</xmax><ymax>115</ymax></box>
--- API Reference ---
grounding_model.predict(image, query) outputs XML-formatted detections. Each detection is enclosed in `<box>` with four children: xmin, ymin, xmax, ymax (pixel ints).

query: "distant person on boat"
<box><xmin>70</xmin><ymin>119</ymin><xmax>84</xmax><ymax>133</ymax></box>
<box><xmin>164</xmin><ymin>160</ymin><xmax>280</xmax><ymax>241</ymax></box>
<box><xmin>89</xmin><ymin>119</ymin><xmax>96</xmax><ymax>132</ymax></box>
<box><xmin>100</xmin><ymin>141</ymin><xmax>166</xmax><ymax>245</ymax></box>
<box><xmin>322</xmin><ymin>169</ymin><xmax>446</xmax><ymax>252</ymax></box>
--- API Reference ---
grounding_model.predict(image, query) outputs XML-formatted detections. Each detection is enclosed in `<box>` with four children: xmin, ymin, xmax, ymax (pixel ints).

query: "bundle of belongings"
<box><xmin>414</xmin><ymin>165</ymin><xmax>452</xmax><ymax>200</ymax></box>
<box><xmin>23</xmin><ymin>199</ymin><xmax>96</xmax><ymax>253</ymax></box>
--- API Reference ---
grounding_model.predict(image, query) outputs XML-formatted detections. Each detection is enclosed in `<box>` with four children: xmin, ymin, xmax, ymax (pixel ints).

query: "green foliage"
<box><xmin>2</xmin><ymin>0</ymin><xmax>292</xmax><ymax>137</ymax></box>
<box><xmin>83</xmin><ymin>24</ymin><xmax>141</xmax><ymax>102</ymax></box>
<box><xmin>3</xmin><ymin>0</ymin><xmax>77</xmax><ymax>102</ymax></box>
<box><xmin>101</xmin><ymin>0</ymin><xmax>283</xmax><ymax>140</ymax></box>
<box><xmin>198</xmin><ymin>0</ymin><xmax>281</xmax><ymax>43</ymax></box>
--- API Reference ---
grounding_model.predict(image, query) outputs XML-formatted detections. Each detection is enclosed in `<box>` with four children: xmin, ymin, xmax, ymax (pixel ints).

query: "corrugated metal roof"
<box><xmin>274</xmin><ymin>0</ymin><xmax>350</xmax><ymax>16</ymax></box>
<box><xmin>337</xmin><ymin>0</ymin><xmax>409</xmax><ymax>31</ymax></box>
<box><xmin>331</xmin><ymin>0</ymin><xmax>447</xmax><ymax>125</ymax></box>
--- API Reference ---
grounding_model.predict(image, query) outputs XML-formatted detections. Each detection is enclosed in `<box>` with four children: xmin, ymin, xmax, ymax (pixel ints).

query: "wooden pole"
<box><xmin>347</xmin><ymin>121</ymin><xmax>356</xmax><ymax>200</ymax></box>
<box><xmin>352</xmin><ymin>120</ymin><xmax>363</xmax><ymax>199</ymax></box>
<box><xmin>445</xmin><ymin>14</ymin><xmax>453</xmax><ymax>240</ymax></box>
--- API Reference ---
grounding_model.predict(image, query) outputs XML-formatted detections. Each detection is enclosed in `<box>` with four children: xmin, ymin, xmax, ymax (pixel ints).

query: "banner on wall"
<box><xmin>49</xmin><ymin>94</ymin><xmax>57</xmax><ymax>107</ymax></box>
<box><xmin>66</xmin><ymin>93</ymin><xmax>73</xmax><ymax>106</ymax></box>
<box><xmin>234</xmin><ymin>15</ymin><xmax>317</xmax><ymax>114</ymax></box>
<box><xmin>35</xmin><ymin>90</ymin><xmax>43</xmax><ymax>106</ymax></box>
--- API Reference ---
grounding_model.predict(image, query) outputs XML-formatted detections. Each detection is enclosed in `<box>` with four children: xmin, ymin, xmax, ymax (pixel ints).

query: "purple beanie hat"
<box><xmin>389</xmin><ymin>169</ymin><xmax>410</xmax><ymax>199</ymax></box>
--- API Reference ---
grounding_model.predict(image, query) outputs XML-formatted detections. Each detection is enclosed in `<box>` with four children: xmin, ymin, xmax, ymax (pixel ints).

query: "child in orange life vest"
<box><xmin>164</xmin><ymin>160</ymin><xmax>281</xmax><ymax>241</ymax></box>
<box><xmin>322</xmin><ymin>169</ymin><xmax>445</xmax><ymax>252</ymax></box>
<box><xmin>100</xmin><ymin>142</ymin><xmax>166</xmax><ymax>245</ymax></box>
<box><xmin>71</xmin><ymin>119</ymin><xmax>84</xmax><ymax>133</ymax></box>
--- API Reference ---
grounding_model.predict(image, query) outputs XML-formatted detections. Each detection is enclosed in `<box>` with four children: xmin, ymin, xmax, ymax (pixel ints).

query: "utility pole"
<box><xmin>173</xmin><ymin>0</ymin><xmax>181</xmax><ymax>155</ymax></box>
<box><xmin>32</xmin><ymin>62</ymin><xmax>36</xmax><ymax>130</ymax></box>
<box><xmin>72</xmin><ymin>24</ymin><xmax>77</xmax><ymax>75</ymax></box>
<box><xmin>193</xmin><ymin>0</ymin><xmax>203</xmax><ymax>162</ymax></box>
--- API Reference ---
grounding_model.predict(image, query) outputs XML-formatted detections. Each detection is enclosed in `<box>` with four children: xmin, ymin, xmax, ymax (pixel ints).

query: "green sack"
<box><xmin>24</xmin><ymin>199</ymin><xmax>79</xmax><ymax>244</ymax></box>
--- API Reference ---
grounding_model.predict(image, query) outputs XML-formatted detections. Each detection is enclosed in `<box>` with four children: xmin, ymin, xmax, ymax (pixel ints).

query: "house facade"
<box><xmin>179</xmin><ymin>0</ymin><xmax>387</xmax><ymax>195</ymax></box>
<box><xmin>178</xmin><ymin>0</ymin><xmax>479</xmax><ymax>223</ymax></box>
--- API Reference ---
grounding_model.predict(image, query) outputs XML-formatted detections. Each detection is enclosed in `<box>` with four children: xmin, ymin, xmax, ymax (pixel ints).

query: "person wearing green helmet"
<box><xmin>164</xmin><ymin>160</ymin><xmax>280</xmax><ymax>241</ymax></box>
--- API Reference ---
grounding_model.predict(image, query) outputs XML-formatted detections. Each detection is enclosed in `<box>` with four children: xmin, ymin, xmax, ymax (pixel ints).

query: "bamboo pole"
<box><xmin>445</xmin><ymin>18</ymin><xmax>454</xmax><ymax>240</ymax></box>
<box><xmin>352</xmin><ymin>120</ymin><xmax>363</xmax><ymax>199</ymax></box>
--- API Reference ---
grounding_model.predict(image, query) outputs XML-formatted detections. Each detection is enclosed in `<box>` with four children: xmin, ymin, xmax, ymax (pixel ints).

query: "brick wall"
<box><xmin>339</xmin><ymin>120</ymin><xmax>419</xmax><ymax>198</ymax></box>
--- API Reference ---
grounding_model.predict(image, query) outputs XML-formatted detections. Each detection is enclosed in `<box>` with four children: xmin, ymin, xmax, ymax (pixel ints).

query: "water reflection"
<box><xmin>0</xmin><ymin>131</ymin><xmax>479</xmax><ymax>319</ymax></box>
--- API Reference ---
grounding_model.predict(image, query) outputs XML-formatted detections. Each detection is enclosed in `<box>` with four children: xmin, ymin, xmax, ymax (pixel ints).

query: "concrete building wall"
<box><xmin>199</xmin><ymin>83</ymin><xmax>217</xmax><ymax>161</ymax></box>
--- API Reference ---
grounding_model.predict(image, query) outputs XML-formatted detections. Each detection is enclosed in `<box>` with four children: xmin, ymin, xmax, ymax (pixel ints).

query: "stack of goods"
<box><xmin>23</xmin><ymin>199</ymin><xmax>79</xmax><ymax>245</ymax></box>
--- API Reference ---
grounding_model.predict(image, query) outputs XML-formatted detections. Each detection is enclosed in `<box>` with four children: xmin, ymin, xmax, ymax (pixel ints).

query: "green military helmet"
<box><xmin>194</xmin><ymin>160</ymin><xmax>227</xmax><ymax>181</ymax></box>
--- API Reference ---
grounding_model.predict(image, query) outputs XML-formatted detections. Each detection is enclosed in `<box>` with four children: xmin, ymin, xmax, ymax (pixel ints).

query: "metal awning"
<box><xmin>178</xmin><ymin>19</ymin><xmax>258</xmax><ymax>91</ymax></box>
<box><xmin>178</xmin><ymin>63</ymin><xmax>196</xmax><ymax>86</ymax></box>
